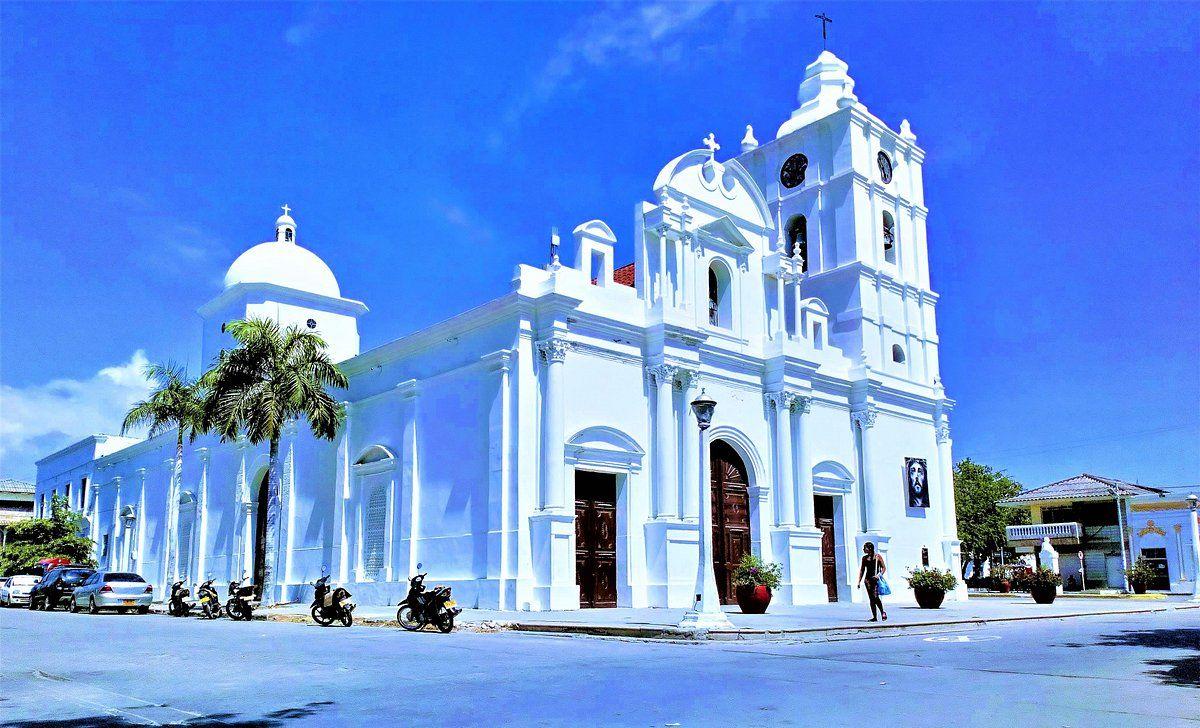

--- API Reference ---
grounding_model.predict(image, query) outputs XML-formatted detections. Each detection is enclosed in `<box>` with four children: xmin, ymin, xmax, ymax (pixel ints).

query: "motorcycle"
<box><xmin>167</xmin><ymin>580</ymin><xmax>194</xmax><ymax>617</ymax></box>
<box><xmin>197</xmin><ymin>579</ymin><xmax>222</xmax><ymax>619</ymax></box>
<box><xmin>396</xmin><ymin>566</ymin><xmax>460</xmax><ymax>633</ymax></box>
<box><xmin>226</xmin><ymin>578</ymin><xmax>259</xmax><ymax>621</ymax></box>
<box><xmin>310</xmin><ymin>575</ymin><xmax>355</xmax><ymax>627</ymax></box>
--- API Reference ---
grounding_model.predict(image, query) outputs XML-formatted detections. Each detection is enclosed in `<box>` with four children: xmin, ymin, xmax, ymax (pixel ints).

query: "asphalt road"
<box><xmin>1</xmin><ymin>605</ymin><xmax>1196</xmax><ymax>727</ymax></box>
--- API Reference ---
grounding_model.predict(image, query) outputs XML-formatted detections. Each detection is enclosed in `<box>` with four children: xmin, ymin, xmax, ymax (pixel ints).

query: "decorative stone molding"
<box><xmin>936</xmin><ymin>423</ymin><xmax>951</xmax><ymax>443</ymax></box>
<box><xmin>646</xmin><ymin>363</ymin><xmax>678</xmax><ymax>387</ymax></box>
<box><xmin>850</xmin><ymin>405</ymin><xmax>878</xmax><ymax>430</ymax></box>
<box><xmin>536</xmin><ymin>336</ymin><xmax>573</xmax><ymax>364</ymax></box>
<box><xmin>793</xmin><ymin>395</ymin><xmax>813</xmax><ymax>415</ymax></box>
<box><xmin>1137</xmin><ymin>520</ymin><xmax>1166</xmax><ymax>538</ymax></box>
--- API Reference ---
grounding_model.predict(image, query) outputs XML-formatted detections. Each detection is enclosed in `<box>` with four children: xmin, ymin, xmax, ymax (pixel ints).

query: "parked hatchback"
<box><xmin>28</xmin><ymin>566</ymin><xmax>94</xmax><ymax>610</ymax></box>
<box><xmin>0</xmin><ymin>575</ymin><xmax>41</xmax><ymax>607</ymax></box>
<box><xmin>70</xmin><ymin>571</ymin><xmax>153</xmax><ymax>614</ymax></box>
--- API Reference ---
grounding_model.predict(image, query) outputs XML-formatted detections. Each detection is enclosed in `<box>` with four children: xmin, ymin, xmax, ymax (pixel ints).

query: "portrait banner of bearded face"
<box><xmin>905</xmin><ymin>457</ymin><xmax>930</xmax><ymax>508</ymax></box>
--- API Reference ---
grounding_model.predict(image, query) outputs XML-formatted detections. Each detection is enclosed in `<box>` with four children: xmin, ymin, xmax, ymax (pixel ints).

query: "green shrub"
<box><xmin>1124</xmin><ymin>557</ymin><xmax>1158</xmax><ymax>587</ymax></box>
<box><xmin>905</xmin><ymin>567</ymin><xmax>958</xmax><ymax>591</ymax></box>
<box><xmin>732</xmin><ymin>553</ymin><xmax>782</xmax><ymax>589</ymax></box>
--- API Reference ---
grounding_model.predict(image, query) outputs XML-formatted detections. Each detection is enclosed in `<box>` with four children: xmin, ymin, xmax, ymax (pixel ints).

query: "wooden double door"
<box><xmin>711</xmin><ymin>440</ymin><xmax>752</xmax><ymax>604</ymax></box>
<box><xmin>575</xmin><ymin>471</ymin><xmax>618</xmax><ymax>608</ymax></box>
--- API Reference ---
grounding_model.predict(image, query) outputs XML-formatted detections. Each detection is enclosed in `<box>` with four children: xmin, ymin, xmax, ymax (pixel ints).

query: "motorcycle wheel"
<box><xmin>436</xmin><ymin>613</ymin><xmax>454</xmax><ymax>634</ymax></box>
<box><xmin>396</xmin><ymin>605</ymin><xmax>424</xmax><ymax>631</ymax></box>
<box><xmin>339</xmin><ymin>609</ymin><xmax>353</xmax><ymax>628</ymax></box>
<box><xmin>225</xmin><ymin>600</ymin><xmax>240</xmax><ymax>620</ymax></box>
<box><xmin>311</xmin><ymin>604</ymin><xmax>335</xmax><ymax>626</ymax></box>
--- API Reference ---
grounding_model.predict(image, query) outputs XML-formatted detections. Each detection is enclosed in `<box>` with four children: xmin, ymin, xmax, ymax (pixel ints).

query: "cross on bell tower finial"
<box><xmin>281</xmin><ymin>203</ymin><xmax>291</xmax><ymax>217</ymax></box>
<box><xmin>702</xmin><ymin>132</ymin><xmax>720</xmax><ymax>157</ymax></box>
<box><xmin>815</xmin><ymin>12</ymin><xmax>832</xmax><ymax>49</ymax></box>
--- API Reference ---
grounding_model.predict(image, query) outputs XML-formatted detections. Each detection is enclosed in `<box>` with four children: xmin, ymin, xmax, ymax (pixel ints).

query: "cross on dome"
<box><xmin>702</xmin><ymin>133</ymin><xmax>720</xmax><ymax>156</ymax></box>
<box><xmin>281</xmin><ymin>203</ymin><xmax>291</xmax><ymax>216</ymax></box>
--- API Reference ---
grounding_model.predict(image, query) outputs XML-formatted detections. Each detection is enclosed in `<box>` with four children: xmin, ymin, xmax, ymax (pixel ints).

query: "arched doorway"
<box><xmin>710</xmin><ymin>439</ymin><xmax>751</xmax><ymax>604</ymax></box>
<box><xmin>252</xmin><ymin>472</ymin><xmax>269</xmax><ymax>591</ymax></box>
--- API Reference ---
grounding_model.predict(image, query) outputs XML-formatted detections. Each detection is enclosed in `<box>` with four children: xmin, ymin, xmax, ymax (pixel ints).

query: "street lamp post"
<box><xmin>679</xmin><ymin>390</ymin><xmax>734</xmax><ymax>631</ymax></box>
<box><xmin>1188</xmin><ymin>494</ymin><xmax>1200</xmax><ymax>602</ymax></box>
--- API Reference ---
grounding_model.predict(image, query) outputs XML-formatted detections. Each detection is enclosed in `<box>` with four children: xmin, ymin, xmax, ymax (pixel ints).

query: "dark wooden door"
<box><xmin>710</xmin><ymin>440</ymin><xmax>751</xmax><ymax>604</ymax></box>
<box><xmin>253</xmin><ymin>473</ymin><xmax>269</xmax><ymax>592</ymax></box>
<box><xmin>575</xmin><ymin>472</ymin><xmax>617</xmax><ymax>608</ymax></box>
<box><xmin>814</xmin><ymin>495</ymin><xmax>839</xmax><ymax>602</ymax></box>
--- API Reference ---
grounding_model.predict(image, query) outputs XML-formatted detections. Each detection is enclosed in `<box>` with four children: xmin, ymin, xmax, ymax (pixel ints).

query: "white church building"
<box><xmin>35</xmin><ymin>51</ymin><xmax>966</xmax><ymax>611</ymax></box>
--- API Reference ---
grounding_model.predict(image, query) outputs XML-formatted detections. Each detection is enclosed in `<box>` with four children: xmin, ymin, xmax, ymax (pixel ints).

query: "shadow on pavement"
<box><xmin>1062</xmin><ymin>628</ymin><xmax>1200</xmax><ymax>688</ymax></box>
<box><xmin>0</xmin><ymin>700</ymin><xmax>337</xmax><ymax>727</ymax></box>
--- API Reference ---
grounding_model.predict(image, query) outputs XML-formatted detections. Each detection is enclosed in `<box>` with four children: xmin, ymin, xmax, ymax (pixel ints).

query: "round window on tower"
<box><xmin>780</xmin><ymin>153</ymin><xmax>808</xmax><ymax>189</ymax></box>
<box><xmin>306</xmin><ymin>318</ymin><xmax>317</xmax><ymax>329</ymax></box>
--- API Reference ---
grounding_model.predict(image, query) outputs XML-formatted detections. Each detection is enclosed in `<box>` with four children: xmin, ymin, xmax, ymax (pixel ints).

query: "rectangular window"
<box><xmin>101</xmin><ymin>535</ymin><xmax>110</xmax><ymax>563</ymax></box>
<box><xmin>813</xmin><ymin>322</ymin><xmax>824</xmax><ymax>350</ymax></box>
<box><xmin>81</xmin><ymin>477</ymin><xmax>88</xmax><ymax>508</ymax></box>
<box><xmin>65</xmin><ymin>482</ymin><xmax>72</xmax><ymax>508</ymax></box>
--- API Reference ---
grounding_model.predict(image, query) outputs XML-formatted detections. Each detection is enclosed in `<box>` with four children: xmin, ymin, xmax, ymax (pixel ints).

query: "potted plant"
<box><xmin>732</xmin><ymin>554</ymin><xmax>782</xmax><ymax>614</ymax></box>
<box><xmin>1028</xmin><ymin>568</ymin><xmax>1062</xmax><ymax>604</ymax></box>
<box><xmin>1124</xmin><ymin>557</ymin><xmax>1157</xmax><ymax>595</ymax></box>
<box><xmin>905</xmin><ymin>567</ymin><xmax>958</xmax><ymax>609</ymax></box>
<box><xmin>990</xmin><ymin>564</ymin><xmax>1012</xmax><ymax>593</ymax></box>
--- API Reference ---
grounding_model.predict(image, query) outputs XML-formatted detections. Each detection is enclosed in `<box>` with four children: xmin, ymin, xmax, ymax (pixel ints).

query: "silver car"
<box><xmin>70</xmin><ymin>571</ymin><xmax>154</xmax><ymax>614</ymax></box>
<box><xmin>0</xmin><ymin>575</ymin><xmax>41</xmax><ymax>606</ymax></box>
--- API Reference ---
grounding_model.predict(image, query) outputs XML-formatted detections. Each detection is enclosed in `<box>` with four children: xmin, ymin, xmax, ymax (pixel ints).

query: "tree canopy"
<box><xmin>0</xmin><ymin>495</ymin><xmax>95</xmax><ymax>576</ymax></box>
<box><xmin>954</xmin><ymin>458</ymin><xmax>1029</xmax><ymax>564</ymax></box>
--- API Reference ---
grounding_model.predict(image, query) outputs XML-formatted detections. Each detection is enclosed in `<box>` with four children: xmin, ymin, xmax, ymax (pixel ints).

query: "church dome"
<box><xmin>223</xmin><ymin>208</ymin><xmax>341</xmax><ymax>298</ymax></box>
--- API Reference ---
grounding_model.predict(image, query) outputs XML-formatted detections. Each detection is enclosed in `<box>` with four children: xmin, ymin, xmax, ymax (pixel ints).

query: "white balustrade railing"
<box><xmin>1006</xmin><ymin>522</ymin><xmax>1082</xmax><ymax>542</ymax></box>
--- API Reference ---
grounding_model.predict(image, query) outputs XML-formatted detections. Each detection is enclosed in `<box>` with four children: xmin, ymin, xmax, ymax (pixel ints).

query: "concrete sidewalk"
<box><xmin>249</xmin><ymin>594</ymin><xmax>1198</xmax><ymax>641</ymax></box>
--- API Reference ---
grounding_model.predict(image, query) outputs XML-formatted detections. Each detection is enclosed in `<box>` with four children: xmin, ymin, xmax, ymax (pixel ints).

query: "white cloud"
<box><xmin>429</xmin><ymin>197</ymin><xmax>496</xmax><ymax>244</ymax></box>
<box><xmin>496</xmin><ymin>2</ymin><xmax>718</xmax><ymax>142</ymax></box>
<box><xmin>285</xmin><ymin>5</ymin><xmax>324</xmax><ymax>47</ymax></box>
<box><xmin>0</xmin><ymin>351</ymin><xmax>154</xmax><ymax>481</ymax></box>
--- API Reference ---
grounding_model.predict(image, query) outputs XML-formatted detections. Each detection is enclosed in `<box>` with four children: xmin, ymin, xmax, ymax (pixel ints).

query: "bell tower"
<box><xmin>736</xmin><ymin>52</ymin><xmax>939</xmax><ymax>386</ymax></box>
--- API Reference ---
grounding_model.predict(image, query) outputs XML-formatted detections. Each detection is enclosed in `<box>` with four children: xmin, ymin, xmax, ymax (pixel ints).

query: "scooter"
<box><xmin>396</xmin><ymin>565</ymin><xmax>460</xmax><ymax>633</ymax></box>
<box><xmin>310</xmin><ymin>575</ymin><xmax>355</xmax><ymax>627</ymax></box>
<box><xmin>197</xmin><ymin>579</ymin><xmax>222</xmax><ymax>619</ymax></box>
<box><xmin>167</xmin><ymin>580</ymin><xmax>194</xmax><ymax>617</ymax></box>
<box><xmin>226</xmin><ymin>578</ymin><xmax>259</xmax><ymax>621</ymax></box>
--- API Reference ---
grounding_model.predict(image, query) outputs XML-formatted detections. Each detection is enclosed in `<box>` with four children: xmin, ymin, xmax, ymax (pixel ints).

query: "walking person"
<box><xmin>856</xmin><ymin>541</ymin><xmax>888</xmax><ymax>622</ymax></box>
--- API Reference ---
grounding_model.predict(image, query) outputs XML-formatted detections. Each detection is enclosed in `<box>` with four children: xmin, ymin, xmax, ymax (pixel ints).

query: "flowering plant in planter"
<box><xmin>905</xmin><ymin>567</ymin><xmax>958</xmax><ymax>609</ymax></box>
<box><xmin>1124</xmin><ymin>557</ymin><xmax>1158</xmax><ymax>594</ymax></box>
<box><xmin>732</xmin><ymin>554</ymin><xmax>782</xmax><ymax>614</ymax></box>
<box><xmin>1027</xmin><ymin>567</ymin><xmax>1062</xmax><ymax>604</ymax></box>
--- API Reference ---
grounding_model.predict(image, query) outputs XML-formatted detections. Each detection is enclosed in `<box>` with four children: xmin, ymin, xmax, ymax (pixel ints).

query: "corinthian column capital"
<box><xmin>646</xmin><ymin>363</ymin><xmax>678</xmax><ymax>387</ymax></box>
<box><xmin>536</xmin><ymin>336</ymin><xmax>573</xmax><ymax>364</ymax></box>
<box><xmin>851</xmin><ymin>404</ymin><xmax>878</xmax><ymax>430</ymax></box>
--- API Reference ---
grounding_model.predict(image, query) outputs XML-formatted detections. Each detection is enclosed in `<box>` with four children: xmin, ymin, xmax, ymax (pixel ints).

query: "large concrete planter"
<box><xmin>735</xmin><ymin>584</ymin><xmax>772</xmax><ymax>614</ymax></box>
<box><xmin>914</xmin><ymin>586</ymin><xmax>946</xmax><ymax>609</ymax></box>
<box><xmin>1031</xmin><ymin>585</ymin><xmax>1057</xmax><ymax>604</ymax></box>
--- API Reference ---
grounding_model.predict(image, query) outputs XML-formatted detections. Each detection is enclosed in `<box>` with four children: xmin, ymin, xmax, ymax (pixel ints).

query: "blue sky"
<box><xmin>2</xmin><ymin>2</ymin><xmax>1197</xmax><ymax>488</ymax></box>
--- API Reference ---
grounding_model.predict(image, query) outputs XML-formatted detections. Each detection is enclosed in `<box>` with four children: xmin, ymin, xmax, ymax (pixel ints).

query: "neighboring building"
<box><xmin>35</xmin><ymin>51</ymin><xmax>964</xmax><ymax>610</ymax></box>
<box><xmin>0</xmin><ymin>479</ymin><xmax>35</xmax><ymax>525</ymax></box>
<box><xmin>1001</xmin><ymin>473</ymin><xmax>1198</xmax><ymax>593</ymax></box>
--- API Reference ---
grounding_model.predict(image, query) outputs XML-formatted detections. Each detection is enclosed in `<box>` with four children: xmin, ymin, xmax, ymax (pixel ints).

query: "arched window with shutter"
<box><xmin>786</xmin><ymin>216</ymin><xmax>809</xmax><ymax>272</ymax></box>
<box><xmin>882</xmin><ymin>211</ymin><xmax>896</xmax><ymax>264</ymax></box>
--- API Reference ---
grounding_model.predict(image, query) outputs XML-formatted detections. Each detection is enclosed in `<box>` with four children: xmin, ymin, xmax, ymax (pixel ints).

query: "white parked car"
<box><xmin>0</xmin><ymin>575</ymin><xmax>41</xmax><ymax>607</ymax></box>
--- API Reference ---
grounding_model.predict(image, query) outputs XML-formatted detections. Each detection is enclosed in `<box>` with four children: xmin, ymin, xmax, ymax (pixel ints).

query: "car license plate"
<box><xmin>445</xmin><ymin>600</ymin><xmax>456</xmax><ymax>608</ymax></box>
<box><xmin>123</xmin><ymin>600</ymin><xmax>135</xmax><ymax>606</ymax></box>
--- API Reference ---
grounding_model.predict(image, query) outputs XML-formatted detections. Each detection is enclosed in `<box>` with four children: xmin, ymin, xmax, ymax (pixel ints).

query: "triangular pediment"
<box><xmin>697</xmin><ymin>216</ymin><xmax>755</xmax><ymax>251</ymax></box>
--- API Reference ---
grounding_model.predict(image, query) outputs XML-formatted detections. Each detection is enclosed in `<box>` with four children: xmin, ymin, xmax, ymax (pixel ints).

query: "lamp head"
<box><xmin>1188</xmin><ymin>494</ymin><xmax>1198</xmax><ymax>510</ymax></box>
<box><xmin>690</xmin><ymin>389</ymin><xmax>717</xmax><ymax>431</ymax></box>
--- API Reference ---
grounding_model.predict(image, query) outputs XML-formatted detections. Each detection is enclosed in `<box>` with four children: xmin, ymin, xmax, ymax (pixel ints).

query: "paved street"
<box><xmin>2</xmin><ymin>606</ymin><xmax>1196</xmax><ymax>727</ymax></box>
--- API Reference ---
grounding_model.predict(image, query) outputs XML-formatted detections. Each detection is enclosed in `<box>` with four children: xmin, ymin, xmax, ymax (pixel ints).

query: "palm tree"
<box><xmin>202</xmin><ymin>318</ymin><xmax>348</xmax><ymax>604</ymax></box>
<box><xmin>121</xmin><ymin>362</ymin><xmax>207</xmax><ymax>588</ymax></box>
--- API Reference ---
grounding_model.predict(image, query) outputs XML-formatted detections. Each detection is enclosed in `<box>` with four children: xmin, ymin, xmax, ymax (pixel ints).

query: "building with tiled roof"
<box><xmin>1001</xmin><ymin>473</ymin><xmax>1197</xmax><ymax>596</ymax></box>
<box><xmin>0</xmin><ymin>478</ymin><xmax>35</xmax><ymax>525</ymax></box>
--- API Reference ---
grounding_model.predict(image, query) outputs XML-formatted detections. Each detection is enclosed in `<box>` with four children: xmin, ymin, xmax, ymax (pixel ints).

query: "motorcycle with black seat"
<box><xmin>167</xmin><ymin>580</ymin><xmax>194</xmax><ymax>617</ymax></box>
<box><xmin>197</xmin><ymin>579</ymin><xmax>222</xmax><ymax>619</ymax></box>
<box><xmin>310</xmin><ymin>575</ymin><xmax>355</xmax><ymax>627</ymax></box>
<box><xmin>397</xmin><ymin>564</ymin><xmax>460</xmax><ymax>633</ymax></box>
<box><xmin>226</xmin><ymin>578</ymin><xmax>258</xmax><ymax>621</ymax></box>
